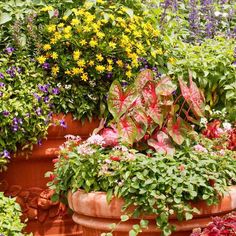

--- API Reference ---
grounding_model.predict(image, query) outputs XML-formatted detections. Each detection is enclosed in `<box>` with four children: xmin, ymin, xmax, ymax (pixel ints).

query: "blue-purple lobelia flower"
<box><xmin>52</xmin><ymin>87</ymin><xmax>60</xmax><ymax>95</ymax></box>
<box><xmin>38</xmin><ymin>84</ymin><xmax>49</xmax><ymax>93</ymax></box>
<box><xmin>42</xmin><ymin>62</ymin><xmax>50</xmax><ymax>70</ymax></box>
<box><xmin>189</xmin><ymin>0</ymin><xmax>200</xmax><ymax>38</ymax></box>
<box><xmin>6</xmin><ymin>67</ymin><xmax>16</xmax><ymax>78</ymax></box>
<box><xmin>2</xmin><ymin>149</ymin><xmax>10</xmax><ymax>159</ymax></box>
<box><xmin>35</xmin><ymin>108</ymin><xmax>42</xmax><ymax>116</ymax></box>
<box><xmin>106</xmin><ymin>72</ymin><xmax>113</xmax><ymax>79</ymax></box>
<box><xmin>0</xmin><ymin>73</ymin><xmax>4</xmax><ymax>79</ymax></box>
<box><xmin>44</xmin><ymin>96</ymin><xmax>50</xmax><ymax>103</ymax></box>
<box><xmin>2</xmin><ymin>110</ymin><xmax>10</xmax><ymax>117</ymax></box>
<box><xmin>121</xmin><ymin>81</ymin><xmax>128</xmax><ymax>87</ymax></box>
<box><xmin>33</xmin><ymin>93</ymin><xmax>41</xmax><ymax>102</ymax></box>
<box><xmin>0</xmin><ymin>82</ymin><xmax>5</xmax><ymax>87</ymax></box>
<box><xmin>0</xmin><ymin>92</ymin><xmax>3</xmax><ymax>97</ymax></box>
<box><xmin>5</xmin><ymin>47</ymin><xmax>15</xmax><ymax>54</ymax></box>
<box><xmin>59</xmin><ymin>119</ymin><xmax>67</xmax><ymax>128</ymax></box>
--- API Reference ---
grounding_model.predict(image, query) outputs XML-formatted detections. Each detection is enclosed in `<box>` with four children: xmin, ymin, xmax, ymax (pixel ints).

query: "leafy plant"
<box><xmin>0</xmin><ymin>192</ymin><xmax>26</xmax><ymax>235</ymax></box>
<box><xmin>47</xmin><ymin>132</ymin><xmax>236</xmax><ymax>236</ymax></box>
<box><xmin>107</xmin><ymin>69</ymin><xmax>205</xmax><ymax>153</ymax></box>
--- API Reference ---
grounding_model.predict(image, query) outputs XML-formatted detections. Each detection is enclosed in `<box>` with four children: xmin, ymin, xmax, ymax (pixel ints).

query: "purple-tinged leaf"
<box><xmin>117</xmin><ymin>116</ymin><xmax>137</xmax><ymax>145</ymax></box>
<box><xmin>167</xmin><ymin>116</ymin><xmax>193</xmax><ymax>145</ymax></box>
<box><xmin>147</xmin><ymin>131</ymin><xmax>175</xmax><ymax>156</ymax></box>
<box><xmin>108</xmin><ymin>81</ymin><xmax>137</xmax><ymax>120</ymax></box>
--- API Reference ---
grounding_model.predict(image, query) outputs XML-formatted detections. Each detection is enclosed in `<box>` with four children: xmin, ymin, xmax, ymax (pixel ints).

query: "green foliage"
<box><xmin>0</xmin><ymin>192</ymin><xmax>25</xmax><ymax>235</ymax></box>
<box><xmin>0</xmin><ymin>51</ymin><xmax>55</xmax><ymax>171</ymax></box>
<box><xmin>48</xmin><ymin>135</ymin><xmax>236</xmax><ymax>236</ymax></box>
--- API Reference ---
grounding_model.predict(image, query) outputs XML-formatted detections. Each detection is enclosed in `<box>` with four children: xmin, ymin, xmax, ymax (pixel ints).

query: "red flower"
<box><xmin>110</xmin><ymin>156</ymin><xmax>121</xmax><ymax>161</ymax></box>
<box><xmin>52</xmin><ymin>158</ymin><xmax>59</xmax><ymax>164</ymax></box>
<box><xmin>202</xmin><ymin>120</ymin><xmax>222</xmax><ymax>139</ymax></box>
<box><xmin>178</xmin><ymin>164</ymin><xmax>185</xmax><ymax>172</ymax></box>
<box><xmin>49</xmin><ymin>174</ymin><xmax>56</xmax><ymax>181</ymax></box>
<box><xmin>228</xmin><ymin>128</ymin><xmax>236</xmax><ymax>151</ymax></box>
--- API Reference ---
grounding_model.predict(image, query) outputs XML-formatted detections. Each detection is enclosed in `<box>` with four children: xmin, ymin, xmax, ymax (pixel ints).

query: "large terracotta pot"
<box><xmin>68</xmin><ymin>186</ymin><xmax>236</xmax><ymax>236</ymax></box>
<box><xmin>0</xmin><ymin>114</ymin><xmax>100</xmax><ymax>235</ymax></box>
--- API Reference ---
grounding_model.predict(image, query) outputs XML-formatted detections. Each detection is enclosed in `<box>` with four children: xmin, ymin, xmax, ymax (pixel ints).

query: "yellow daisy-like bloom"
<box><xmin>97</xmin><ymin>0</ymin><xmax>105</xmax><ymax>4</ymax></box>
<box><xmin>81</xmin><ymin>73</ymin><xmax>89</xmax><ymax>81</ymax></box>
<box><xmin>73</xmin><ymin>50</ymin><xmax>81</xmax><ymax>61</ymax></box>
<box><xmin>96</xmin><ymin>54</ymin><xmax>103</xmax><ymax>62</ymax></box>
<box><xmin>77</xmin><ymin>9</ymin><xmax>85</xmax><ymax>16</ymax></box>
<box><xmin>95</xmin><ymin>65</ymin><xmax>105</xmax><ymax>73</ymax></box>
<box><xmin>64</xmin><ymin>33</ymin><xmax>72</xmax><ymax>39</ymax></box>
<box><xmin>107</xmin><ymin>65</ymin><xmax>113</xmax><ymax>72</ymax></box>
<box><xmin>108</xmin><ymin>42</ymin><xmax>116</xmax><ymax>49</ymax></box>
<box><xmin>41</xmin><ymin>6</ymin><xmax>53</xmax><ymax>12</ymax></box>
<box><xmin>43</xmin><ymin>44</ymin><xmax>51</xmax><ymax>51</ymax></box>
<box><xmin>54</xmin><ymin>32</ymin><xmax>62</xmax><ymax>40</ymax></box>
<box><xmin>80</xmin><ymin>39</ymin><xmax>87</xmax><ymax>46</ymax></box>
<box><xmin>64</xmin><ymin>26</ymin><xmax>72</xmax><ymax>34</ymax></box>
<box><xmin>52</xmin><ymin>52</ymin><xmax>58</xmax><ymax>59</ymax></box>
<box><xmin>126</xmin><ymin>70</ymin><xmax>132</xmax><ymax>78</ymax></box>
<box><xmin>96</xmin><ymin>32</ymin><xmax>105</xmax><ymax>39</ymax></box>
<box><xmin>52</xmin><ymin>65</ymin><xmax>59</xmax><ymax>76</ymax></box>
<box><xmin>133</xmin><ymin>30</ymin><xmax>142</xmax><ymax>38</ymax></box>
<box><xmin>89</xmin><ymin>60</ymin><xmax>95</xmax><ymax>66</ymax></box>
<box><xmin>50</xmin><ymin>38</ymin><xmax>57</xmax><ymax>44</ymax></box>
<box><xmin>83</xmin><ymin>26</ymin><xmax>91</xmax><ymax>32</ymax></box>
<box><xmin>65</xmin><ymin>70</ymin><xmax>71</xmax><ymax>75</ymax></box>
<box><xmin>58</xmin><ymin>23</ymin><xmax>64</xmax><ymax>28</ymax></box>
<box><xmin>72</xmin><ymin>67</ymin><xmax>80</xmax><ymax>75</ymax></box>
<box><xmin>168</xmin><ymin>57</ymin><xmax>176</xmax><ymax>64</ymax></box>
<box><xmin>62</xmin><ymin>16</ymin><xmax>68</xmax><ymax>21</ymax></box>
<box><xmin>37</xmin><ymin>56</ymin><xmax>46</xmax><ymax>64</ymax></box>
<box><xmin>71</xmin><ymin>18</ymin><xmax>80</xmax><ymax>26</ymax></box>
<box><xmin>153</xmin><ymin>29</ymin><xmax>160</xmax><ymax>37</ymax></box>
<box><xmin>107</xmin><ymin>59</ymin><xmax>113</xmax><ymax>65</ymax></box>
<box><xmin>89</xmin><ymin>39</ymin><xmax>98</xmax><ymax>47</ymax></box>
<box><xmin>77</xmin><ymin>59</ymin><xmax>86</xmax><ymax>67</ymax></box>
<box><xmin>116</xmin><ymin>60</ymin><xmax>124</xmax><ymax>67</ymax></box>
<box><xmin>156</xmin><ymin>48</ymin><xmax>163</xmax><ymax>55</ymax></box>
<box><xmin>47</xmin><ymin>24</ymin><xmax>56</xmax><ymax>33</ymax></box>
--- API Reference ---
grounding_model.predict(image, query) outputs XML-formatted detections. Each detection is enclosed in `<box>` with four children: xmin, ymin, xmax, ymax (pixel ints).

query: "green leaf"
<box><xmin>0</xmin><ymin>13</ymin><xmax>12</xmax><ymax>24</ymax></box>
<box><xmin>140</xmin><ymin>219</ymin><xmax>149</xmax><ymax>228</ymax></box>
<box><xmin>121</xmin><ymin>215</ymin><xmax>129</xmax><ymax>222</ymax></box>
<box><xmin>185</xmin><ymin>212</ymin><xmax>193</xmax><ymax>221</ymax></box>
<box><xmin>106</xmin><ymin>189</ymin><xmax>113</xmax><ymax>203</ymax></box>
<box><xmin>129</xmin><ymin>230</ymin><xmax>137</xmax><ymax>236</ymax></box>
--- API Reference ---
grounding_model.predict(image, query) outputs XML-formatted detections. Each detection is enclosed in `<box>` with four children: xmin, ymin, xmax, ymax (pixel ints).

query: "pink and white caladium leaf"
<box><xmin>117</xmin><ymin>116</ymin><xmax>137</xmax><ymax>145</ymax></box>
<box><xmin>178</xmin><ymin>75</ymin><xmax>205</xmax><ymax>118</ymax></box>
<box><xmin>147</xmin><ymin>102</ymin><xmax>163</xmax><ymax>127</ymax></box>
<box><xmin>156</xmin><ymin>76</ymin><xmax>177</xmax><ymax>96</ymax></box>
<box><xmin>147</xmin><ymin>131</ymin><xmax>175</xmax><ymax>156</ymax></box>
<box><xmin>132</xmin><ymin>109</ymin><xmax>148</xmax><ymax>141</ymax></box>
<box><xmin>142</xmin><ymin>81</ymin><xmax>157</xmax><ymax>105</ymax></box>
<box><xmin>108</xmin><ymin>81</ymin><xmax>137</xmax><ymax>120</ymax></box>
<box><xmin>134</xmin><ymin>69</ymin><xmax>154</xmax><ymax>92</ymax></box>
<box><xmin>167</xmin><ymin>116</ymin><xmax>193</xmax><ymax>145</ymax></box>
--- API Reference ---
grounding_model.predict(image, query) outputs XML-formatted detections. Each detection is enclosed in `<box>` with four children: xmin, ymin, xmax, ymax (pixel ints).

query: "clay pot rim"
<box><xmin>68</xmin><ymin>185</ymin><xmax>236</xmax><ymax>220</ymax></box>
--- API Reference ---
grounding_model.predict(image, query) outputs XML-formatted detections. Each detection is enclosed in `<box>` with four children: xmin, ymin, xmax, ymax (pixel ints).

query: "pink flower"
<box><xmin>100</xmin><ymin>127</ymin><xmax>119</xmax><ymax>147</ymax></box>
<box><xmin>86</xmin><ymin>134</ymin><xmax>105</xmax><ymax>146</ymax></box>
<box><xmin>193</xmin><ymin>144</ymin><xmax>208</xmax><ymax>153</ymax></box>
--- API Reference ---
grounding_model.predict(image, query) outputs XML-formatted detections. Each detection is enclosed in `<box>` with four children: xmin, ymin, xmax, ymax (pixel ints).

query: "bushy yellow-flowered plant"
<box><xmin>38</xmin><ymin>1</ymin><xmax>162</xmax><ymax>83</ymax></box>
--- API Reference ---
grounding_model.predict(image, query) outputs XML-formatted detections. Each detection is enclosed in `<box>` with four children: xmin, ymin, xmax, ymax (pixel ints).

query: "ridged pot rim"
<box><xmin>68</xmin><ymin>186</ymin><xmax>236</xmax><ymax>220</ymax></box>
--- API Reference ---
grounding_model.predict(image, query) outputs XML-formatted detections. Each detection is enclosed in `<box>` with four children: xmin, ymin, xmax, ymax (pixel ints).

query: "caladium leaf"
<box><xmin>133</xmin><ymin>109</ymin><xmax>148</xmax><ymax>141</ymax></box>
<box><xmin>156</xmin><ymin>77</ymin><xmax>177</xmax><ymax>96</ymax></box>
<box><xmin>117</xmin><ymin>116</ymin><xmax>137</xmax><ymax>145</ymax></box>
<box><xmin>147</xmin><ymin>131</ymin><xmax>175</xmax><ymax>156</ymax></box>
<box><xmin>108</xmin><ymin>81</ymin><xmax>137</xmax><ymax>120</ymax></box>
<box><xmin>142</xmin><ymin>81</ymin><xmax>157</xmax><ymax>105</ymax></box>
<box><xmin>147</xmin><ymin>102</ymin><xmax>163</xmax><ymax>127</ymax></box>
<box><xmin>178</xmin><ymin>75</ymin><xmax>205</xmax><ymax>118</ymax></box>
<box><xmin>167</xmin><ymin>116</ymin><xmax>193</xmax><ymax>145</ymax></box>
<box><xmin>135</xmin><ymin>69</ymin><xmax>154</xmax><ymax>92</ymax></box>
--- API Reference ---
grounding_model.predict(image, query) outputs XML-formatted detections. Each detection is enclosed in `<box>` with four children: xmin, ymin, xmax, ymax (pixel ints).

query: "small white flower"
<box><xmin>200</xmin><ymin>118</ymin><xmax>208</xmax><ymax>126</ymax></box>
<box><xmin>222</xmin><ymin>12</ymin><xmax>229</xmax><ymax>18</ymax></box>
<box><xmin>214</xmin><ymin>11</ymin><xmax>221</xmax><ymax>17</ymax></box>
<box><xmin>65</xmin><ymin>84</ymin><xmax>72</xmax><ymax>89</ymax></box>
<box><xmin>222</xmin><ymin>122</ymin><xmax>232</xmax><ymax>131</ymax></box>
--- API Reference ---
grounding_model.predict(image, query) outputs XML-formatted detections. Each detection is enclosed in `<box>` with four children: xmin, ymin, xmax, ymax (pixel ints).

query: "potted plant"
<box><xmin>47</xmin><ymin>70</ymin><xmax>236</xmax><ymax>235</ymax></box>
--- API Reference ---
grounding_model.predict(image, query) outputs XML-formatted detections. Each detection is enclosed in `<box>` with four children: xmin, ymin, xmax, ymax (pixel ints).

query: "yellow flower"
<box><xmin>80</xmin><ymin>39</ymin><xmax>87</xmax><ymax>46</ymax></box>
<box><xmin>71</xmin><ymin>18</ymin><xmax>80</xmax><ymax>26</ymax></box>
<box><xmin>62</xmin><ymin>15</ymin><xmax>68</xmax><ymax>21</ymax></box>
<box><xmin>97</xmin><ymin>0</ymin><xmax>105</xmax><ymax>4</ymax></box>
<box><xmin>54</xmin><ymin>32</ymin><xmax>62</xmax><ymax>40</ymax></box>
<box><xmin>77</xmin><ymin>9</ymin><xmax>85</xmax><ymax>16</ymax></box>
<box><xmin>89</xmin><ymin>60</ymin><xmax>95</xmax><ymax>66</ymax></box>
<box><xmin>58</xmin><ymin>23</ymin><xmax>64</xmax><ymax>28</ymax></box>
<box><xmin>116</xmin><ymin>60</ymin><xmax>123</xmax><ymax>67</ymax></box>
<box><xmin>108</xmin><ymin>14</ymin><xmax>115</xmax><ymax>21</ymax></box>
<box><xmin>41</xmin><ymin>6</ymin><xmax>53</xmax><ymax>12</ymax></box>
<box><xmin>52</xmin><ymin>65</ymin><xmax>59</xmax><ymax>76</ymax></box>
<box><xmin>50</xmin><ymin>38</ymin><xmax>56</xmax><ymax>44</ymax></box>
<box><xmin>168</xmin><ymin>57</ymin><xmax>176</xmax><ymax>64</ymax></box>
<box><xmin>96</xmin><ymin>32</ymin><xmax>105</xmax><ymax>39</ymax></box>
<box><xmin>126</xmin><ymin>70</ymin><xmax>132</xmax><ymax>78</ymax></box>
<box><xmin>73</xmin><ymin>50</ymin><xmax>81</xmax><ymax>61</ymax></box>
<box><xmin>108</xmin><ymin>42</ymin><xmax>116</xmax><ymax>49</ymax></box>
<box><xmin>43</xmin><ymin>44</ymin><xmax>51</xmax><ymax>51</ymax></box>
<box><xmin>153</xmin><ymin>29</ymin><xmax>160</xmax><ymax>37</ymax></box>
<box><xmin>83</xmin><ymin>26</ymin><xmax>91</xmax><ymax>32</ymax></box>
<box><xmin>64</xmin><ymin>26</ymin><xmax>72</xmax><ymax>34</ymax></box>
<box><xmin>51</xmin><ymin>52</ymin><xmax>58</xmax><ymax>59</ymax></box>
<box><xmin>95</xmin><ymin>65</ymin><xmax>105</xmax><ymax>73</ymax></box>
<box><xmin>37</xmin><ymin>56</ymin><xmax>46</xmax><ymax>64</ymax></box>
<box><xmin>156</xmin><ymin>48</ymin><xmax>163</xmax><ymax>55</ymax></box>
<box><xmin>107</xmin><ymin>59</ymin><xmax>113</xmax><ymax>65</ymax></box>
<box><xmin>107</xmin><ymin>65</ymin><xmax>113</xmax><ymax>72</ymax></box>
<box><xmin>72</xmin><ymin>67</ymin><xmax>80</xmax><ymax>75</ymax></box>
<box><xmin>77</xmin><ymin>59</ymin><xmax>86</xmax><ymax>67</ymax></box>
<box><xmin>65</xmin><ymin>70</ymin><xmax>71</xmax><ymax>75</ymax></box>
<box><xmin>96</xmin><ymin>54</ymin><xmax>103</xmax><ymax>62</ymax></box>
<box><xmin>64</xmin><ymin>33</ymin><xmax>72</xmax><ymax>39</ymax></box>
<box><xmin>89</xmin><ymin>39</ymin><xmax>98</xmax><ymax>47</ymax></box>
<box><xmin>133</xmin><ymin>30</ymin><xmax>142</xmax><ymax>38</ymax></box>
<box><xmin>81</xmin><ymin>73</ymin><xmax>89</xmax><ymax>81</ymax></box>
<box><xmin>47</xmin><ymin>24</ymin><xmax>56</xmax><ymax>33</ymax></box>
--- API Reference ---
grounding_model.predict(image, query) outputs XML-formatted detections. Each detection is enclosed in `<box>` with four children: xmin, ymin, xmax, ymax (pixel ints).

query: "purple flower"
<box><xmin>0</xmin><ymin>73</ymin><xmax>4</xmax><ymax>79</ymax></box>
<box><xmin>2</xmin><ymin>110</ymin><xmax>10</xmax><ymax>117</ymax></box>
<box><xmin>59</xmin><ymin>119</ymin><xmax>67</xmax><ymax>128</ymax></box>
<box><xmin>106</xmin><ymin>73</ymin><xmax>113</xmax><ymax>79</ymax></box>
<box><xmin>35</xmin><ymin>108</ymin><xmax>42</xmax><ymax>116</ymax></box>
<box><xmin>3</xmin><ymin>150</ymin><xmax>10</xmax><ymax>159</ymax></box>
<box><xmin>0</xmin><ymin>82</ymin><xmax>5</xmax><ymax>87</ymax></box>
<box><xmin>5</xmin><ymin>47</ymin><xmax>15</xmax><ymax>54</ymax></box>
<box><xmin>37</xmin><ymin>139</ymin><xmax>42</xmax><ymax>146</ymax></box>
<box><xmin>0</xmin><ymin>92</ymin><xmax>3</xmax><ymax>97</ymax></box>
<box><xmin>38</xmin><ymin>84</ymin><xmax>48</xmax><ymax>93</ymax></box>
<box><xmin>189</xmin><ymin>0</ymin><xmax>200</xmax><ymax>38</ymax></box>
<box><xmin>6</xmin><ymin>67</ymin><xmax>16</xmax><ymax>78</ymax></box>
<box><xmin>42</xmin><ymin>62</ymin><xmax>50</xmax><ymax>70</ymax></box>
<box><xmin>52</xmin><ymin>87</ymin><xmax>60</xmax><ymax>95</ymax></box>
<box><xmin>121</xmin><ymin>81</ymin><xmax>128</xmax><ymax>87</ymax></box>
<box><xmin>44</xmin><ymin>96</ymin><xmax>50</xmax><ymax>103</ymax></box>
<box><xmin>33</xmin><ymin>93</ymin><xmax>41</xmax><ymax>102</ymax></box>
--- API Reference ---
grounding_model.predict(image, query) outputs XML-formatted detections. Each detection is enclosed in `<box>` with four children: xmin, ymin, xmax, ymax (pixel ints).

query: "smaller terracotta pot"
<box><xmin>47</xmin><ymin>113</ymin><xmax>100</xmax><ymax>139</ymax></box>
<box><xmin>68</xmin><ymin>186</ymin><xmax>236</xmax><ymax>236</ymax></box>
